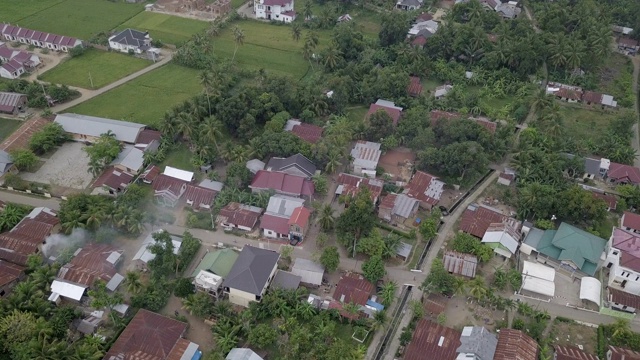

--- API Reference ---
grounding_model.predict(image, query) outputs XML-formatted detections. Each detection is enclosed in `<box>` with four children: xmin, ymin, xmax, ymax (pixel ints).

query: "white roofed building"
<box><xmin>350</xmin><ymin>141</ymin><xmax>382</xmax><ymax>175</ymax></box>
<box><xmin>520</xmin><ymin>261</ymin><xmax>556</xmax><ymax>298</ymax></box>
<box><xmin>481</xmin><ymin>223</ymin><xmax>520</xmax><ymax>259</ymax></box>
<box><xmin>133</xmin><ymin>230</ymin><xmax>182</xmax><ymax>267</ymax></box>
<box><xmin>193</xmin><ymin>269</ymin><xmax>223</xmax><ymax>298</ymax></box>
<box><xmin>291</xmin><ymin>258</ymin><xmax>325</xmax><ymax>287</ymax></box>
<box><xmin>163</xmin><ymin>166</ymin><xmax>194</xmax><ymax>182</ymax></box>
<box><xmin>53</xmin><ymin>113</ymin><xmax>145</xmax><ymax>144</ymax></box>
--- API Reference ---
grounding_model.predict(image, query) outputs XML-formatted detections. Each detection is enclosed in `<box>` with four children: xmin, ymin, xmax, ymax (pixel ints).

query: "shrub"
<box><xmin>174</xmin><ymin>278</ymin><xmax>196</xmax><ymax>298</ymax></box>
<box><xmin>69</xmin><ymin>46</ymin><xmax>85</xmax><ymax>57</ymax></box>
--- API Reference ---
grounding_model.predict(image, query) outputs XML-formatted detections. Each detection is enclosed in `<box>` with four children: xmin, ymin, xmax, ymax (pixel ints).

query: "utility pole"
<box><xmin>88</xmin><ymin>72</ymin><xmax>94</xmax><ymax>89</ymax></box>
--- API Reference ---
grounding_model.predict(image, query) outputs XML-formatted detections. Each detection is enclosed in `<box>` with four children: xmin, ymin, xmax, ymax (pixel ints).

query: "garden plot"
<box><xmin>21</xmin><ymin>142</ymin><xmax>93</xmax><ymax>190</ymax></box>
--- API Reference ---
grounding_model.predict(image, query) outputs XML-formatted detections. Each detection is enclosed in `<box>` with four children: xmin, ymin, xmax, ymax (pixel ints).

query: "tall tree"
<box><xmin>232</xmin><ymin>26</ymin><xmax>245</xmax><ymax>62</ymax></box>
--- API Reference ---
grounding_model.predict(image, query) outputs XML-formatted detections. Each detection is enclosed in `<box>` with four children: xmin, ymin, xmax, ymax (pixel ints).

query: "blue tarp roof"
<box><xmin>366</xmin><ymin>300</ymin><xmax>384</xmax><ymax>311</ymax></box>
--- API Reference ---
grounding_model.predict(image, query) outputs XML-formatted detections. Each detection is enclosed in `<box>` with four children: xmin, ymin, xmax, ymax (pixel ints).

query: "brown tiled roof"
<box><xmin>592</xmin><ymin>192</ymin><xmax>617</xmax><ymax>210</ymax></box>
<box><xmin>367</xmin><ymin>103</ymin><xmax>402</xmax><ymax>126</ymax></box>
<box><xmin>152</xmin><ymin>173</ymin><xmax>187</xmax><ymax>197</ymax></box>
<box><xmin>404</xmin><ymin>319</ymin><xmax>461</xmax><ymax>360</ymax></box>
<box><xmin>0</xmin><ymin>260</ymin><xmax>25</xmax><ymax>287</ymax></box>
<box><xmin>93</xmin><ymin>167</ymin><xmax>134</xmax><ymax>190</ymax></box>
<box><xmin>406</xmin><ymin>170</ymin><xmax>442</xmax><ymax>205</ymax></box>
<box><xmin>184</xmin><ymin>184</ymin><xmax>217</xmax><ymax>210</ymax></box>
<box><xmin>333</xmin><ymin>272</ymin><xmax>374</xmax><ymax>306</ymax></box>
<box><xmin>459</xmin><ymin>204</ymin><xmax>511</xmax><ymax>238</ymax></box>
<box><xmin>291</xmin><ymin>123</ymin><xmax>323</xmax><ymax>143</ymax></box>
<box><xmin>494</xmin><ymin>329</ymin><xmax>538</xmax><ymax>360</ymax></box>
<box><xmin>337</xmin><ymin>173</ymin><xmax>383</xmax><ymax>202</ymax></box>
<box><xmin>554</xmin><ymin>345</ymin><xmax>599</xmax><ymax>360</ymax></box>
<box><xmin>259</xmin><ymin>214</ymin><xmax>290</xmax><ymax>235</ymax></box>
<box><xmin>582</xmin><ymin>91</ymin><xmax>603</xmax><ymax>104</ymax></box>
<box><xmin>217</xmin><ymin>202</ymin><xmax>262</xmax><ymax>229</ymax></box>
<box><xmin>408</xmin><ymin>76</ymin><xmax>423</xmax><ymax>96</ymax></box>
<box><xmin>608</xmin><ymin>163</ymin><xmax>640</xmax><ymax>184</ymax></box>
<box><xmin>250</xmin><ymin>170</ymin><xmax>314</xmax><ymax>197</ymax></box>
<box><xmin>619</xmin><ymin>37</ymin><xmax>640</xmax><ymax>48</ymax></box>
<box><xmin>56</xmin><ymin>243</ymin><xmax>121</xmax><ymax>287</ymax></box>
<box><xmin>554</xmin><ymin>87</ymin><xmax>583</xmax><ymax>101</ymax></box>
<box><xmin>609</xmin><ymin>287</ymin><xmax>640</xmax><ymax>310</ymax></box>
<box><xmin>609</xmin><ymin>345</ymin><xmax>640</xmax><ymax>360</ymax></box>
<box><xmin>623</xmin><ymin>211</ymin><xmax>640</xmax><ymax>231</ymax></box>
<box><xmin>104</xmin><ymin>309</ymin><xmax>188</xmax><ymax>360</ymax></box>
<box><xmin>136</xmin><ymin>128</ymin><xmax>162</xmax><ymax>144</ymax></box>
<box><xmin>142</xmin><ymin>165</ymin><xmax>161</xmax><ymax>183</ymax></box>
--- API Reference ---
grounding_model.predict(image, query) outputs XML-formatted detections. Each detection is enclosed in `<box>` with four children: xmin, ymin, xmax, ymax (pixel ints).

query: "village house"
<box><xmin>265</xmin><ymin>153</ymin><xmax>317</xmax><ymax>179</ymax></box>
<box><xmin>0</xmin><ymin>46</ymin><xmax>40</xmax><ymax>80</ymax></box>
<box><xmin>608</xmin><ymin>345</ymin><xmax>640</xmax><ymax>360</ymax></box>
<box><xmin>191</xmin><ymin>249</ymin><xmax>238</xmax><ymax>298</ymax></box>
<box><xmin>554</xmin><ymin>345</ymin><xmax>599</xmax><ymax>360</ymax></box>
<box><xmin>443</xmin><ymin>251</ymin><xmax>478</xmax><ymax>278</ymax></box>
<box><xmin>481</xmin><ymin>222</ymin><xmax>521</xmax><ymax>259</ymax></box>
<box><xmin>605</xmin><ymin>227</ymin><xmax>640</xmax><ymax>295</ymax></box>
<box><xmin>336</xmin><ymin>173</ymin><xmax>384</xmax><ymax>204</ymax></box>
<box><xmin>497</xmin><ymin>168</ymin><xmax>516</xmax><ymax>186</ymax></box>
<box><xmin>92</xmin><ymin>167</ymin><xmax>135</xmax><ymax>196</ymax></box>
<box><xmin>456</xmin><ymin>326</ymin><xmax>498</xmax><ymax>360</ymax></box>
<box><xmin>378</xmin><ymin>193</ymin><xmax>420</xmax><ymax>224</ymax></box>
<box><xmin>108</xmin><ymin>28</ymin><xmax>152</xmax><ymax>54</ymax></box>
<box><xmin>222</xmin><ymin>245</ymin><xmax>279</xmax><ymax>307</ymax></box>
<box><xmin>396</xmin><ymin>0</ymin><xmax>423</xmax><ymax>11</ymax></box>
<box><xmin>618</xmin><ymin>37</ymin><xmax>640</xmax><ymax>55</ymax></box>
<box><xmin>249</xmin><ymin>170</ymin><xmax>315</xmax><ymax>199</ymax></box>
<box><xmin>404</xmin><ymin>170</ymin><xmax>445</xmax><ymax>209</ymax></box>
<box><xmin>520</xmin><ymin>222</ymin><xmax>606</xmax><ymax>277</ymax></box>
<box><xmin>54</xmin><ymin>113</ymin><xmax>148</xmax><ymax>144</ymax></box>
<box><xmin>291</xmin><ymin>258</ymin><xmax>325</xmax><ymax>287</ymax></box>
<box><xmin>217</xmin><ymin>202</ymin><xmax>263</xmax><ymax>231</ymax></box>
<box><xmin>141</xmin><ymin>164</ymin><xmax>161</xmax><ymax>184</ymax></box>
<box><xmin>407</xmin><ymin>18</ymin><xmax>439</xmax><ymax>46</ymax></box>
<box><xmin>407</xmin><ymin>76</ymin><xmax>423</xmax><ymax>97</ymax></box>
<box><xmin>495</xmin><ymin>1</ymin><xmax>521</xmax><ymax>19</ymax></box>
<box><xmin>184</xmin><ymin>179</ymin><xmax>223</xmax><ymax>211</ymax></box>
<box><xmin>546</xmin><ymin>82</ymin><xmax>617</xmax><ymax>108</ymax></box>
<box><xmin>152</xmin><ymin>166</ymin><xmax>194</xmax><ymax>207</ymax></box>
<box><xmin>0</xmin><ymin>150</ymin><xmax>15</xmax><ymax>178</ymax></box>
<box><xmin>0</xmin><ymin>207</ymin><xmax>59</xmax><ymax>267</ymax></box>
<box><xmin>494</xmin><ymin>329</ymin><xmax>538</xmax><ymax>360</ymax></box>
<box><xmin>0</xmin><ymin>92</ymin><xmax>27</xmax><ymax>115</ymax></box>
<box><xmin>111</xmin><ymin>145</ymin><xmax>144</xmax><ymax>174</ymax></box>
<box><xmin>434</xmin><ymin>84</ymin><xmax>453</xmax><ymax>99</ymax></box>
<box><xmin>520</xmin><ymin>260</ymin><xmax>556</xmax><ymax>298</ymax></box>
<box><xmin>591</xmin><ymin>191</ymin><xmax>618</xmax><ymax>212</ymax></box>
<box><xmin>132</xmin><ymin>230</ymin><xmax>182</xmax><ymax>269</ymax></box>
<box><xmin>49</xmin><ymin>243</ymin><xmax>124</xmax><ymax>304</ymax></box>
<box><xmin>0</xmin><ymin>260</ymin><xmax>25</xmax><ymax>297</ymax></box>
<box><xmin>607</xmin><ymin>287</ymin><xmax>640</xmax><ymax>315</ymax></box>
<box><xmin>104</xmin><ymin>309</ymin><xmax>202</xmax><ymax>360</ymax></box>
<box><xmin>350</xmin><ymin>140</ymin><xmax>382</xmax><ymax>176</ymax></box>
<box><xmin>329</xmin><ymin>272</ymin><xmax>382</xmax><ymax>320</ymax></box>
<box><xmin>404</xmin><ymin>319</ymin><xmax>461</xmax><ymax>360</ymax></box>
<box><xmin>227</xmin><ymin>348</ymin><xmax>264</xmax><ymax>360</ymax></box>
<box><xmin>260</xmin><ymin>195</ymin><xmax>310</xmax><ymax>244</ymax></box>
<box><xmin>284</xmin><ymin>119</ymin><xmax>323</xmax><ymax>143</ymax></box>
<box><xmin>366</xmin><ymin>99</ymin><xmax>403</xmax><ymax>126</ymax></box>
<box><xmin>459</xmin><ymin>203</ymin><xmax>519</xmax><ymax>239</ymax></box>
<box><xmin>622</xmin><ymin>211</ymin><xmax>640</xmax><ymax>234</ymax></box>
<box><xmin>0</xmin><ymin>24</ymin><xmax>82</xmax><ymax>52</ymax></box>
<box><xmin>254</xmin><ymin>0</ymin><xmax>296</xmax><ymax>22</ymax></box>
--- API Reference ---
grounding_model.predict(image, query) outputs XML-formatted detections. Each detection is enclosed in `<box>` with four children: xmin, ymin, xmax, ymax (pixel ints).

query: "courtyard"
<box><xmin>21</xmin><ymin>142</ymin><xmax>93</xmax><ymax>190</ymax></box>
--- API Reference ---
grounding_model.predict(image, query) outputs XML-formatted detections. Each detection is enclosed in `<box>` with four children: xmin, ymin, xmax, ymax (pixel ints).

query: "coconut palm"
<box><xmin>318</xmin><ymin>204</ymin><xmax>335</xmax><ymax>231</ymax></box>
<box><xmin>302</xmin><ymin>0</ymin><xmax>313</xmax><ymax>20</ymax></box>
<box><xmin>199</xmin><ymin>70</ymin><xmax>215</xmax><ymax>114</ymax></box>
<box><xmin>324</xmin><ymin>44</ymin><xmax>341</xmax><ymax>70</ymax></box>
<box><xmin>124</xmin><ymin>271</ymin><xmax>142</xmax><ymax>294</ymax></box>
<box><xmin>291</xmin><ymin>23</ymin><xmax>302</xmax><ymax>42</ymax></box>
<box><xmin>232</xmin><ymin>26</ymin><xmax>245</xmax><ymax>62</ymax></box>
<box><xmin>199</xmin><ymin>116</ymin><xmax>223</xmax><ymax>151</ymax></box>
<box><xmin>295</xmin><ymin>301</ymin><xmax>316</xmax><ymax>320</ymax></box>
<box><xmin>324</xmin><ymin>150</ymin><xmax>342</xmax><ymax>174</ymax></box>
<box><xmin>467</xmin><ymin>277</ymin><xmax>488</xmax><ymax>300</ymax></box>
<box><xmin>379</xmin><ymin>281</ymin><xmax>397</xmax><ymax>306</ymax></box>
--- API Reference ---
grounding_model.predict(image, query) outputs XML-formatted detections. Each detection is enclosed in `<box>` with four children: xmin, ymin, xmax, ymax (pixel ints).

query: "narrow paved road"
<box><xmin>50</xmin><ymin>52</ymin><xmax>173</xmax><ymax>113</ymax></box>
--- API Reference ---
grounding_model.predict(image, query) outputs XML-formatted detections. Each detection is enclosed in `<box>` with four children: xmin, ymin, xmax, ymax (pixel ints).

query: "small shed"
<box><xmin>271</xmin><ymin>270</ymin><xmax>301</xmax><ymax>290</ymax></box>
<box><xmin>580</xmin><ymin>277</ymin><xmax>601</xmax><ymax>307</ymax></box>
<box><xmin>291</xmin><ymin>258</ymin><xmax>325</xmax><ymax>287</ymax></box>
<box><xmin>443</xmin><ymin>251</ymin><xmax>477</xmax><ymax>278</ymax></box>
<box><xmin>396</xmin><ymin>242</ymin><xmax>413</xmax><ymax>262</ymax></box>
<box><xmin>246</xmin><ymin>159</ymin><xmax>265</xmax><ymax>174</ymax></box>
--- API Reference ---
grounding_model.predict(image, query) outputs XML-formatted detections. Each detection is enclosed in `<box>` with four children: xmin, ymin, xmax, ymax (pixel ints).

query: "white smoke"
<box><xmin>42</xmin><ymin>228</ymin><xmax>90</xmax><ymax>259</ymax></box>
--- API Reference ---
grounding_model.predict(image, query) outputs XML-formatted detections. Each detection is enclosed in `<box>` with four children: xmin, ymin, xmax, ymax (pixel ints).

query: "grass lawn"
<box><xmin>68</xmin><ymin>64</ymin><xmax>201</xmax><ymax>128</ymax></box>
<box><xmin>40</xmin><ymin>49</ymin><xmax>150</xmax><ymax>89</ymax></box>
<box><xmin>4</xmin><ymin>0</ymin><xmax>145</xmax><ymax>39</ymax></box>
<box><xmin>346</xmin><ymin>105</ymin><xmax>369</xmax><ymax>124</ymax></box>
<box><xmin>231</xmin><ymin>0</ymin><xmax>250</xmax><ymax>9</ymax></box>
<box><xmin>598</xmin><ymin>52</ymin><xmax>635</xmax><ymax>108</ymax></box>
<box><xmin>213</xmin><ymin>20</ymin><xmax>331</xmax><ymax>78</ymax></box>
<box><xmin>116</xmin><ymin>12</ymin><xmax>208</xmax><ymax>46</ymax></box>
<box><xmin>0</xmin><ymin>118</ymin><xmax>23</xmax><ymax>142</ymax></box>
<box><xmin>558</xmin><ymin>104</ymin><xmax>621</xmax><ymax>144</ymax></box>
<box><xmin>161</xmin><ymin>143</ymin><xmax>194</xmax><ymax>171</ymax></box>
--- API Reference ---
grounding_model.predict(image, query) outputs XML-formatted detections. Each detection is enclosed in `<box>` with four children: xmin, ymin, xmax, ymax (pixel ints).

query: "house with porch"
<box><xmin>217</xmin><ymin>202</ymin><xmax>263</xmax><ymax>231</ymax></box>
<box><xmin>152</xmin><ymin>166</ymin><xmax>194</xmax><ymax>207</ymax></box>
<box><xmin>254</xmin><ymin>0</ymin><xmax>296</xmax><ymax>22</ymax></box>
<box><xmin>249</xmin><ymin>170</ymin><xmax>314</xmax><ymax>199</ymax></box>
<box><xmin>265</xmin><ymin>153</ymin><xmax>317</xmax><ymax>179</ymax></box>
<box><xmin>396</xmin><ymin>0</ymin><xmax>423</xmax><ymax>10</ymax></box>
<box><xmin>366</xmin><ymin>99</ymin><xmax>403</xmax><ymax>126</ymax></box>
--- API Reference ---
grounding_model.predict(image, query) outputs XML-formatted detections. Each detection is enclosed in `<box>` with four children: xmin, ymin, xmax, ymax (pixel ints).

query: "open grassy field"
<box><xmin>40</xmin><ymin>49</ymin><xmax>151</xmax><ymax>89</ymax></box>
<box><xmin>161</xmin><ymin>143</ymin><xmax>194</xmax><ymax>171</ymax></box>
<box><xmin>2</xmin><ymin>0</ymin><xmax>144</xmax><ymax>39</ymax></box>
<box><xmin>0</xmin><ymin>118</ymin><xmax>23</xmax><ymax>142</ymax></box>
<box><xmin>558</xmin><ymin>104</ymin><xmax>621</xmax><ymax>144</ymax></box>
<box><xmin>213</xmin><ymin>20</ymin><xmax>331</xmax><ymax>78</ymax></box>
<box><xmin>116</xmin><ymin>12</ymin><xmax>208</xmax><ymax>46</ymax></box>
<box><xmin>68</xmin><ymin>64</ymin><xmax>201</xmax><ymax>128</ymax></box>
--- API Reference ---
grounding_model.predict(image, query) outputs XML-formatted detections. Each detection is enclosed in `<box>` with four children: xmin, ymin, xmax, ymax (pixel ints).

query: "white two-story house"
<box><xmin>254</xmin><ymin>0</ymin><xmax>296</xmax><ymax>22</ymax></box>
<box><xmin>606</xmin><ymin>227</ymin><xmax>640</xmax><ymax>295</ymax></box>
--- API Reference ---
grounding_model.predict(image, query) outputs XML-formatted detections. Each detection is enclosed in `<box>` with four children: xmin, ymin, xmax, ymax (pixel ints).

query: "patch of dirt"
<box><xmin>378</xmin><ymin>147</ymin><xmax>416</xmax><ymax>183</ymax></box>
<box><xmin>549</xmin><ymin>320</ymin><xmax>597</xmax><ymax>355</ymax></box>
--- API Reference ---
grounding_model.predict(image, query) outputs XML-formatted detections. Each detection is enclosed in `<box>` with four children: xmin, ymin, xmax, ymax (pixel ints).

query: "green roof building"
<box><xmin>191</xmin><ymin>248</ymin><xmax>239</xmax><ymax>278</ymax></box>
<box><xmin>522</xmin><ymin>222</ymin><xmax>606</xmax><ymax>276</ymax></box>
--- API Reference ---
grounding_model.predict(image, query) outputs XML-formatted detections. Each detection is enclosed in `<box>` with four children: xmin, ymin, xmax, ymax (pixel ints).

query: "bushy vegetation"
<box><xmin>6</xmin><ymin>80</ymin><xmax>80</xmax><ymax>108</ymax></box>
<box><xmin>29</xmin><ymin>123</ymin><xmax>71</xmax><ymax>155</ymax></box>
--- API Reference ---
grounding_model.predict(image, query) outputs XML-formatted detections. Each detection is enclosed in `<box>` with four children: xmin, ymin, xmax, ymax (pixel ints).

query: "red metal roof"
<box><xmin>590</xmin><ymin>192</ymin><xmax>617</xmax><ymax>210</ymax></box>
<box><xmin>217</xmin><ymin>202</ymin><xmax>262</xmax><ymax>229</ymax></box>
<box><xmin>11</xmin><ymin>218</ymin><xmax>54</xmax><ymax>241</ymax></box>
<box><xmin>259</xmin><ymin>214</ymin><xmax>290</xmax><ymax>235</ymax></box>
<box><xmin>609</xmin><ymin>287</ymin><xmax>640</xmax><ymax>311</ymax></box>
<box><xmin>405</xmin><ymin>171</ymin><xmax>441</xmax><ymax>205</ymax></box>
<box><xmin>184</xmin><ymin>184</ymin><xmax>217</xmax><ymax>210</ymax></box>
<box><xmin>166</xmin><ymin>338</ymin><xmax>193</xmax><ymax>360</ymax></box>
<box><xmin>367</xmin><ymin>103</ymin><xmax>402</xmax><ymax>126</ymax></box>
<box><xmin>609</xmin><ymin>345</ymin><xmax>640</xmax><ymax>360</ymax></box>
<box><xmin>337</xmin><ymin>173</ymin><xmax>383</xmax><ymax>202</ymax></box>
<box><xmin>93</xmin><ymin>167</ymin><xmax>134</xmax><ymax>190</ymax></box>
<box><xmin>554</xmin><ymin>345</ymin><xmax>599</xmax><ymax>360</ymax></box>
<box><xmin>291</xmin><ymin>122</ymin><xmax>323</xmax><ymax>143</ymax></box>
<box><xmin>459</xmin><ymin>204</ymin><xmax>511</xmax><ymax>238</ymax></box>
<box><xmin>104</xmin><ymin>309</ymin><xmax>188</xmax><ymax>360</ymax></box>
<box><xmin>250</xmin><ymin>170</ymin><xmax>314</xmax><ymax>197</ymax></box>
<box><xmin>333</xmin><ymin>272</ymin><xmax>374</xmax><ymax>306</ymax></box>
<box><xmin>623</xmin><ymin>211</ymin><xmax>640</xmax><ymax>231</ymax></box>
<box><xmin>612</xmin><ymin>227</ymin><xmax>640</xmax><ymax>272</ymax></box>
<box><xmin>423</xmin><ymin>293</ymin><xmax>447</xmax><ymax>316</ymax></box>
<box><xmin>608</xmin><ymin>163</ymin><xmax>640</xmax><ymax>184</ymax></box>
<box><xmin>404</xmin><ymin>319</ymin><xmax>461</xmax><ymax>360</ymax></box>
<box><xmin>288</xmin><ymin>206</ymin><xmax>310</xmax><ymax>229</ymax></box>
<box><xmin>0</xmin><ymin>260</ymin><xmax>25</xmax><ymax>287</ymax></box>
<box><xmin>407</xmin><ymin>76</ymin><xmax>423</xmax><ymax>96</ymax></box>
<box><xmin>142</xmin><ymin>165</ymin><xmax>161</xmax><ymax>183</ymax></box>
<box><xmin>152</xmin><ymin>173</ymin><xmax>187</xmax><ymax>197</ymax></box>
<box><xmin>0</xmin><ymin>232</ymin><xmax>40</xmax><ymax>265</ymax></box>
<box><xmin>380</xmin><ymin>194</ymin><xmax>397</xmax><ymax>211</ymax></box>
<box><xmin>411</xmin><ymin>35</ymin><xmax>427</xmax><ymax>46</ymax></box>
<box><xmin>136</xmin><ymin>128</ymin><xmax>162</xmax><ymax>144</ymax></box>
<box><xmin>554</xmin><ymin>87</ymin><xmax>583</xmax><ymax>101</ymax></box>
<box><xmin>494</xmin><ymin>329</ymin><xmax>538</xmax><ymax>360</ymax></box>
<box><xmin>582</xmin><ymin>91</ymin><xmax>603</xmax><ymax>104</ymax></box>
<box><xmin>57</xmin><ymin>243</ymin><xmax>121</xmax><ymax>287</ymax></box>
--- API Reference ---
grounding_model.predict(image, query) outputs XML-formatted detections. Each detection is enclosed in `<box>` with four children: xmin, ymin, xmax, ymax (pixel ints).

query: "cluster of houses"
<box><xmin>455</xmin><ymin>0</ymin><xmax>522</xmax><ymax>19</ymax></box>
<box><xmin>0</xmin><ymin>24</ymin><xmax>82</xmax><ymax>52</ymax></box>
<box><xmin>613</xmin><ymin>25</ymin><xmax>639</xmax><ymax>56</ymax></box>
<box><xmin>403</xmin><ymin>315</ymin><xmax>637</xmax><ymax>360</ymax></box>
<box><xmin>546</xmin><ymin>81</ymin><xmax>618</xmax><ymax>108</ymax></box>
<box><xmin>0</xmin><ymin>42</ymin><xmax>41</xmax><ymax>79</ymax></box>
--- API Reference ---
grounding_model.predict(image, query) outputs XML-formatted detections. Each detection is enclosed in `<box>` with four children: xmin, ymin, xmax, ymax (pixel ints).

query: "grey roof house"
<box><xmin>396</xmin><ymin>0</ymin><xmax>422</xmax><ymax>11</ymax></box>
<box><xmin>456</xmin><ymin>326</ymin><xmax>498</xmax><ymax>360</ymax></box>
<box><xmin>266</xmin><ymin>153</ymin><xmax>317</xmax><ymax>179</ymax></box>
<box><xmin>222</xmin><ymin>246</ymin><xmax>280</xmax><ymax>307</ymax></box>
<box><xmin>111</xmin><ymin>145</ymin><xmax>144</xmax><ymax>174</ymax></box>
<box><xmin>291</xmin><ymin>258</ymin><xmax>325</xmax><ymax>287</ymax></box>
<box><xmin>0</xmin><ymin>150</ymin><xmax>16</xmax><ymax>177</ymax></box>
<box><xmin>108</xmin><ymin>28</ymin><xmax>152</xmax><ymax>54</ymax></box>
<box><xmin>226</xmin><ymin>348</ymin><xmax>264</xmax><ymax>360</ymax></box>
<box><xmin>54</xmin><ymin>113</ymin><xmax>145</xmax><ymax>144</ymax></box>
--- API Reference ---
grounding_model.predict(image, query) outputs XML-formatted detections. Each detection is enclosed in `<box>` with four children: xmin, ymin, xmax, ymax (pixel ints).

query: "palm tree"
<box><xmin>291</xmin><ymin>23</ymin><xmax>302</xmax><ymax>42</ymax></box>
<box><xmin>318</xmin><ymin>204</ymin><xmax>335</xmax><ymax>231</ymax></box>
<box><xmin>62</xmin><ymin>210</ymin><xmax>84</xmax><ymax>234</ymax></box>
<box><xmin>199</xmin><ymin>70</ymin><xmax>215</xmax><ymax>114</ymax></box>
<box><xmin>302</xmin><ymin>0</ymin><xmax>313</xmax><ymax>20</ymax></box>
<box><xmin>84</xmin><ymin>205</ymin><xmax>104</xmax><ymax>231</ymax></box>
<box><xmin>371</xmin><ymin>310</ymin><xmax>387</xmax><ymax>330</ymax></box>
<box><xmin>379</xmin><ymin>281</ymin><xmax>397</xmax><ymax>306</ymax></box>
<box><xmin>611</xmin><ymin>319</ymin><xmax>631</xmax><ymax>338</ymax></box>
<box><xmin>175</xmin><ymin>112</ymin><xmax>195</xmax><ymax>141</ymax></box>
<box><xmin>342</xmin><ymin>302</ymin><xmax>360</xmax><ymax>321</ymax></box>
<box><xmin>324</xmin><ymin>150</ymin><xmax>342</xmax><ymax>173</ymax></box>
<box><xmin>232</xmin><ymin>26</ymin><xmax>245</xmax><ymax>62</ymax></box>
<box><xmin>124</xmin><ymin>271</ymin><xmax>142</xmax><ymax>294</ymax></box>
<box><xmin>200</xmin><ymin>116</ymin><xmax>223</xmax><ymax>151</ymax></box>
<box><xmin>467</xmin><ymin>277</ymin><xmax>487</xmax><ymax>300</ymax></box>
<box><xmin>295</xmin><ymin>301</ymin><xmax>316</xmax><ymax>320</ymax></box>
<box><xmin>324</xmin><ymin>44</ymin><xmax>341</xmax><ymax>70</ymax></box>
